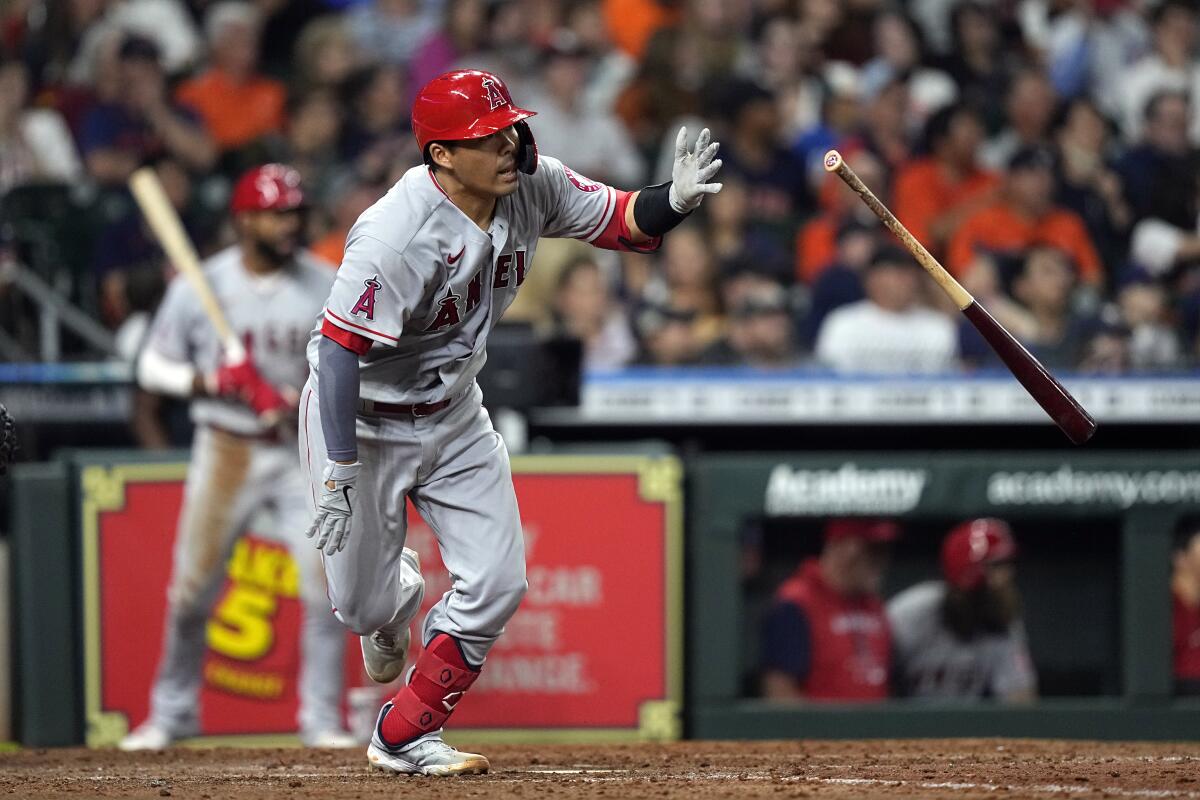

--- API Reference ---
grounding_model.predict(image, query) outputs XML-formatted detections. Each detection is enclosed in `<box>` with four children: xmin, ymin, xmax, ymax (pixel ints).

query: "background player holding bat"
<box><xmin>120</xmin><ymin>164</ymin><xmax>364</xmax><ymax>750</ymax></box>
<box><xmin>300</xmin><ymin>68</ymin><xmax>722</xmax><ymax>776</ymax></box>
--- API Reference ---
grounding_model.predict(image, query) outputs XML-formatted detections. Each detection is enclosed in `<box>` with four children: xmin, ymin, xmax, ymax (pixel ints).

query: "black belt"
<box><xmin>359</xmin><ymin>397</ymin><xmax>453</xmax><ymax>417</ymax></box>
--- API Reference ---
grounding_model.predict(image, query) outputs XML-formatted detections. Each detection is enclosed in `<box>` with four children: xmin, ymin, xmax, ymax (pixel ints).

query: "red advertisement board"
<box><xmin>80</xmin><ymin>457</ymin><xmax>681</xmax><ymax>745</ymax></box>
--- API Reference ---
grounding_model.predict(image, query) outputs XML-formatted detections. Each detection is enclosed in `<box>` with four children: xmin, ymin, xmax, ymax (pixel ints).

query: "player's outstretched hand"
<box><xmin>669</xmin><ymin>126</ymin><xmax>723</xmax><ymax>212</ymax></box>
<box><xmin>308</xmin><ymin>460</ymin><xmax>360</xmax><ymax>556</ymax></box>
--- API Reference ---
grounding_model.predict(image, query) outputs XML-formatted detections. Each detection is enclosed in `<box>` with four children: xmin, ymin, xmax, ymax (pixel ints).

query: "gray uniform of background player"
<box><xmin>300</xmin><ymin>156</ymin><xmax>631</xmax><ymax>666</ymax></box>
<box><xmin>139</xmin><ymin>245</ymin><xmax>347</xmax><ymax>737</ymax></box>
<box><xmin>887</xmin><ymin>581</ymin><xmax>1037</xmax><ymax>700</ymax></box>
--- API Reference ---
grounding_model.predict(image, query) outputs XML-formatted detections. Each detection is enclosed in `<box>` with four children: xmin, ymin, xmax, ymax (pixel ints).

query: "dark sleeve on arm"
<box><xmin>761</xmin><ymin>602</ymin><xmax>812</xmax><ymax>683</ymax></box>
<box><xmin>318</xmin><ymin>335</ymin><xmax>361</xmax><ymax>463</ymax></box>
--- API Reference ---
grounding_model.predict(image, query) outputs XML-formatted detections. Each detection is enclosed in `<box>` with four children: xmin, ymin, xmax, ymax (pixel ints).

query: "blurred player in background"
<box><xmin>760</xmin><ymin>519</ymin><xmax>896</xmax><ymax>701</ymax></box>
<box><xmin>888</xmin><ymin>518</ymin><xmax>1037</xmax><ymax>702</ymax></box>
<box><xmin>120</xmin><ymin>164</ymin><xmax>356</xmax><ymax>749</ymax></box>
<box><xmin>1172</xmin><ymin>517</ymin><xmax>1200</xmax><ymax>695</ymax></box>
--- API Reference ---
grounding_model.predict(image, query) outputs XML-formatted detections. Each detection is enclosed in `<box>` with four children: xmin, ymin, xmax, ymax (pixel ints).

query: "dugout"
<box><xmin>688</xmin><ymin>452</ymin><xmax>1200</xmax><ymax>740</ymax></box>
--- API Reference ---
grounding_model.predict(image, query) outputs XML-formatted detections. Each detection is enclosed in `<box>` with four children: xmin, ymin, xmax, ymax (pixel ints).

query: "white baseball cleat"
<box><xmin>367</xmin><ymin>704</ymin><xmax>489</xmax><ymax>776</ymax></box>
<box><xmin>301</xmin><ymin>728</ymin><xmax>360</xmax><ymax>748</ymax></box>
<box><xmin>118</xmin><ymin>722</ymin><xmax>179</xmax><ymax>751</ymax></box>
<box><xmin>360</xmin><ymin>548</ymin><xmax>423</xmax><ymax>684</ymax></box>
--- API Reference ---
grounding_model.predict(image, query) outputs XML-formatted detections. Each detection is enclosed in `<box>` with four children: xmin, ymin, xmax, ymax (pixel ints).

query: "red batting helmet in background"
<box><xmin>941</xmin><ymin>518</ymin><xmax>1018</xmax><ymax>591</ymax></box>
<box><xmin>411</xmin><ymin>69</ymin><xmax>539</xmax><ymax>174</ymax></box>
<box><xmin>230</xmin><ymin>164</ymin><xmax>305</xmax><ymax>214</ymax></box>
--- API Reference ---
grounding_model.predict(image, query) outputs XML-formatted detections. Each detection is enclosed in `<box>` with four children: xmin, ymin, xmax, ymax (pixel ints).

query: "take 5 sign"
<box><xmin>80</xmin><ymin>456</ymin><xmax>682</xmax><ymax>745</ymax></box>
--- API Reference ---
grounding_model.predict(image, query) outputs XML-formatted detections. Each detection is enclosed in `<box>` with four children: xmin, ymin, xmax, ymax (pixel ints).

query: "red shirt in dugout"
<box><xmin>763</xmin><ymin>559</ymin><xmax>891</xmax><ymax>700</ymax></box>
<box><xmin>1173</xmin><ymin>592</ymin><xmax>1200</xmax><ymax>687</ymax></box>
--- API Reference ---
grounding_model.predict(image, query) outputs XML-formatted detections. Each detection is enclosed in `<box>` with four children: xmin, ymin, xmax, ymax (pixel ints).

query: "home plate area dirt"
<box><xmin>4</xmin><ymin>739</ymin><xmax>1199</xmax><ymax>799</ymax></box>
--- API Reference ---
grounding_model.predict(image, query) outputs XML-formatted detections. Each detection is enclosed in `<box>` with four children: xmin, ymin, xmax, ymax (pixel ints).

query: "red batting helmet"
<box><xmin>411</xmin><ymin>69</ymin><xmax>539</xmax><ymax>174</ymax></box>
<box><xmin>230</xmin><ymin>164</ymin><xmax>305</xmax><ymax>214</ymax></box>
<box><xmin>941</xmin><ymin>518</ymin><xmax>1017</xmax><ymax>591</ymax></box>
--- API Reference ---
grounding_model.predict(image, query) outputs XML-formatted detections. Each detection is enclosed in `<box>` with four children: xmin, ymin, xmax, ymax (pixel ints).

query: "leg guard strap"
<box><xmin>381</xmin><ymin>633</ymin><xmax>480</xmax><ymax>745</ymax></box>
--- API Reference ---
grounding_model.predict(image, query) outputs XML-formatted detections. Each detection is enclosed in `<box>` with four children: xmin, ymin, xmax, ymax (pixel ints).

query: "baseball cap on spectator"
<box><xmin>1007</xmin><ymin>145</ymin><xmax>1055</xmax><ymax>172</ymax></box>
<box><xmin>824</xmin><ymin>518</ymin><xmax>901</xmax><ymax>544</ymax></box>
<box><xmin>634</xmin><ymin>301</ymin><xmax>695</xmax><ymax>338</ymax></box>
<box><xmin>118</xmin><ymin>34</ymin><xmax>162</xmax><ymax>63</ymax></box>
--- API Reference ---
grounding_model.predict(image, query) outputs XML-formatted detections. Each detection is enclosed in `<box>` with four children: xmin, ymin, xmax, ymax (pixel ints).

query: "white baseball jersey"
<box><xmin>887</xmin><ymin>580</ymin><xmax>1037</xmax><ymax>700</ymax></box>
<box><xmin>148</xmin><ymin>246</ymin><xmax>334</xmax><ymax>434</ymax></box>
<box><xmin>308</xmin><ymin>157</ymin><xmax>631</xmax><ymax>404</ymax></box>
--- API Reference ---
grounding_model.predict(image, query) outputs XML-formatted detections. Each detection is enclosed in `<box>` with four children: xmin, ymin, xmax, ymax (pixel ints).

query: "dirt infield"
<box><xmin>4</xmin><ymin>739</ymin><xmax>1199</xmax><ymax>799</ymax></box>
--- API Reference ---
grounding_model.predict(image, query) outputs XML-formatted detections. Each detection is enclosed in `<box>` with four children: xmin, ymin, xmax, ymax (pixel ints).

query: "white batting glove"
<box><xmin>307</xmin><ymin>460</ymin><xmax>359</xmax><ymax>556</ymax></box>
<box><xmin>669</xmin><ymin>126</ymin><xmax>723</xmax><ymax>212</ymax></box>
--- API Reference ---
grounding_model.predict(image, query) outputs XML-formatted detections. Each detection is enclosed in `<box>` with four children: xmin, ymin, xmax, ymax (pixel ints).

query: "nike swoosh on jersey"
<box><xmin>446</xmin><ymin>246</ymin><xmax>466</xmax><ymax>265</ymax></box>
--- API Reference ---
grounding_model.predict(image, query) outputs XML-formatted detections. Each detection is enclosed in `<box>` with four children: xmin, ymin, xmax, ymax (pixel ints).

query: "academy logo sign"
<box><xmin>987</xmin><ymin>466</ymin><xmax>1200</xmax><ymax>508</ymax></box>
<box><xmin>765</xmin><ymin>463</ymin><xmax>928</xmax><ymax>516</ymax></box>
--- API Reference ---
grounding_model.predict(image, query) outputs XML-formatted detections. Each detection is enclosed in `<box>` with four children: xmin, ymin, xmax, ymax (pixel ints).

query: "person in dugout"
<box><xmin>1172</xmin><ymin>517</ymin><xmax>1200</xmax><ymax>696</ymax></box>
<box><xmin>760</xmin><ymin>519</ymin><xmax>897</xmax><ymax>701</ymax></box>
<box><xmin>887</xmin><ymin>518</ymin><xmax>1037</xmax><ymax>702</ymax></box>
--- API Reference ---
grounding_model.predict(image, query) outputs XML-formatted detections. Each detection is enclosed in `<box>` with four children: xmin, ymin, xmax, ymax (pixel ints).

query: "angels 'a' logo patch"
<box><xmin>481</xmin><ymin>78</ymin><xmax>506</xmax><ymax>111</ymax></box>
<box><xmin>351</xmin><ymin>276</ymin><xmax>382</xmax><ymax>320</ymax></box>
<box><xmin>563</xmin><ymin>166</ymin><xmax>601</xmax><ymax>193</ymax></box>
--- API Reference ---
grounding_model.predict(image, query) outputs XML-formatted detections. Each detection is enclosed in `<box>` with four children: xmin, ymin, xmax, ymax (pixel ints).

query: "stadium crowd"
<box><xmin>2</xmin><ymin>0</ymin><xmax>1200</xmax><ymax>373</ymax></box>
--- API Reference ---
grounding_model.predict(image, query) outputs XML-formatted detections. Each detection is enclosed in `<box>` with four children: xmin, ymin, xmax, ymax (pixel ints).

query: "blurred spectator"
<box><xmin>80</xmin><ymin>35</ymin><xmax>216</xmax><ymax>185</ymax></box>
<box><xmin>948</xmin><ymin>146</ymin><xmax>1103</xmax><ymax>286</ymax></box>
<box><xmin>796</xmin><ymin>148</ymin><xmax>886</xmax><ymax>283</ymax></box>
<box><xmin>749</xmin><ymin>14</ymin><xmax>822</xmax><ymax>145</ymax></box>
<box><xmin>346</xmin><ymin>0</ymin><xmax>440</xmax><ymax>68</ymax></box>
<box><xmin>0</xmin><ymin>56</ymin><xmax>83</xmax><ymax>192</ymax></box>
<box><xmin>632</xmin><ymin>300</ymin><xmax>700</xmax><ymax>366</ymax></box>
<box><xmin>1116</xmin><ymin>0</ymin><xmax>1200</xmax><ymax>142</ymax></box>
<box><xmin>854</xmin><ymin>77</ymin><xmax>914</xmax><ymax>173</ymax></box>
<box><xmin>893</xmin><ymin>102</ymin><xmax>999</xmax><ymax>256</ymax></box>
<box><xmin>815</xmin><ymin>246</ymin><xmax>958</xmax><ymax>375</ymax></box>
<box><xmin>712</xmin><ymin>78</ymin><xmax>812</xmax><ymax>253</ymax></box>
<box><xmin>707</xmin><ymin>178</ymin><xmax>789</xmax><ymax>284</ymax></box>
<box><xmin>616</xmin><ymin>27</ymin><xmax>702</xmax><ymax>159</ymax></box>
<box><xmin>803</xmin><ymin>217</ymin><xmax>877</xmax><ymax>345</ymax></box>
<box><xmin>564</xmin><ymin>0</ymin><xmax>636</xmax><ymax>116</ymax></box>
<box><xmin>1116</xmin><ymin>277</ymin><xmax>1180</xmax><ymax>370</ymax></box>
<box><xmin>761</xmin><ymin>519</ymin><xmax>897</xmax><ymax>702</ymax></box>
<box><xmin>792</xmin><ymin>62</ymin><xmax>863</xmax><ymax>180</ymax></box>
<box><xmin>939</xmin><ymin>2</ymin><xmax>1013</xmax><ymax>129</ymax></box>
<box><xmin>549</xmin><ymin>256</ymin><xmax>636</xmax><ymax>370</ymax></box>
<box><xmin>309</xmin><ymin>175</ymin><xmax>384</xmax><ymax>267</ymax></box>
<box><xmin>981</xmin><ymin>69</ymin><xmax>1058</xmax><ymax>171</ymax></box>
<box><xmin>859</xmin><ymin>10</ymin><xmax>957</xmax><ymax>123</ymax></box>
<box><xmin>260</xmin><ymin>89</ymin><xmax>344</xmax><ymax>210</ymax></box>
<box><xmin>1120</xmin><ymin>91</ymin><xmax>1199</xmax><ymax>225</ymax></box>
<box><xmin>338</xmin><ymin>65</ymin><xmax>415</xmax><ymax>183</ymax></box>
<box><xmin>646</xmin><ymin>226</ymin><xmax>722</xmax><ymax>349</ymax></box>
<box><xmin>1173</xmin><ymin>517</ymin><xmax>1200</xmax><ymax>696</ymax></box>
<box><xmin>293</xmin><ymin>15</ymin><xmax>362</xmax><ymax>92</ymax></box>
<box><xmin>888</xmin><ymin>518</ymin><xmax>1037</xmax><ymax>702</ymax></box>
<box><xmin>410</xmin><ymin>0</ymin><xmax>487</xmax><ymax>101</ymax></box>
<box><xmin>603</xmin><ymin>0</ymin><xmax>681</xmax><ymax>60</ymax></box>
<box><xmin>998</xmin><ymin>246</ymin><xmax>1097</xmax><ymax>370</ymax></box>
<box><xmin>175</xmin><ymin>2</ymin><xmax>286</xmax><ymax>154</ymax></box>
<box><xmin>698</xmin><ymin>280</ymin><xmax>799</xmax><ymax>368</ymax></box>
<box><xmin>1053</xmin><ymin>98</ymin><xmax>1132</xmax><ymax>274</ymax></box>
<box><xmin>525</xmin><ymin>32</ymin><xmax>644</xmax><ymax>187</ymax></box>
<box><xmin>93</xmin><ymin>157</ymin><xmax>193</xmax><ymax>327</ymax></box>
<box><xmin>69</xmin><ymin>0</ymin><xmax>202</xmax><ymax>79</ymax></box>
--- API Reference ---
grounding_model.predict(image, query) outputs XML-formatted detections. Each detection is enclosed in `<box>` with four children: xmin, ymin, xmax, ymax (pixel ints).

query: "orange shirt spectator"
<box><xmin>176</xmin><ymin>2</ymin><xmax>284</xmax><ymax>152</ymax></box>
<box><xmin>310</xmin><ymin>230</ymin><xmax>345</xmax><ymax>268</ymax></box>
<box><xmin>176</xmin><ymin>69</ymin><xmax>285</xmax><ymax>151</ymax></box>
<box><xmin>893</xmin><ymin>157</ymin><xmax>999</xmax><ymax>252</ymax></box>
<box><xmin>603</xmin><ymin>0</ymin><xmax>680</xmax><ymax>59</ymax></box>
<box><xmin>947</xmin><ymin>146</ymin><xmax>1103</xmax><ymax>285</ymax></box>
<box><xmin>797</xmin><ymin>149</ymin><xmax>888</xmax><ymax>283</ymax></box>
<box><xmin>948</xmin><ymin>204</ymin><xmax>1103</xmax><ymax>284</ymax></box>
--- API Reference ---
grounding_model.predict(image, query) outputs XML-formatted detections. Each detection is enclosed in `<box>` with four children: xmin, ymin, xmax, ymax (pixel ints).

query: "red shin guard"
<box><xmin>380</xmin><ymin>633</ymin><xmax>480</xmax><ymax>746</ymax></box>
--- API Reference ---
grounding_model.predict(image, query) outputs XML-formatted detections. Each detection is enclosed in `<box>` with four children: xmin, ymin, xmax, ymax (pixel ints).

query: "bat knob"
<box><xmin>823</xmin><ymin>150</ymin><xmax>843</xmax><ymax>172</ymax></box>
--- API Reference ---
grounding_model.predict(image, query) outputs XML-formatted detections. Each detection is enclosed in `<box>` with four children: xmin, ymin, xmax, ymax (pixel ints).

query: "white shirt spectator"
<box><xmin>1116</xmin><ymin>54</ymin><xmax>1200</xmax><ymax>142</ymax></box>
<box><xmin>815</xmin><ymin>300</ymin><xmax>959</xmax><ymax>374</ymax></box>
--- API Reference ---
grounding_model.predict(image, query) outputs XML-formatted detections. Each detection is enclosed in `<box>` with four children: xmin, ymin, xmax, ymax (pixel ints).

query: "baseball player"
<box><xmin>121</xmin><ymin>164</ymin><xmax>360</xmax><ymax>750</ymax></box>
<box><xmin>299</xmin><ymin>69</ymin><xmax>722</xmax><ymax>775</ymax></box>
<box><xmin>887</xmin><ymin>518</ymin><xmax>1037</xmax><ymax>702</ymax></box>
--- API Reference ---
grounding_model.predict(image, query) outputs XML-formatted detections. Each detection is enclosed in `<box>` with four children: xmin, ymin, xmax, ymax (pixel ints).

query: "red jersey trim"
<box><xmin>324</xmin><ymin>309</ymin><xmax>400</xmax><ymax>344</ymax></box>
<box><xmin>321</xmin><ymin>317</ymin><xmax>373</xmax><ymax>354</ymax></box>
<box><xmin>427</xmin><ymin>168</ymin><xmax>449</xmax><ymax>198</ymax></box>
